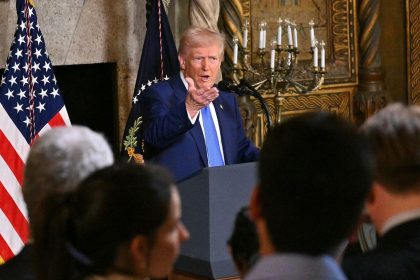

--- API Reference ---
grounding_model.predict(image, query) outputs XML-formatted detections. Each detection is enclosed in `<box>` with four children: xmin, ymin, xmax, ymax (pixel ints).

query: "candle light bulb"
<box><xmin>242</xmin><ymin>17</ymin><xmax>249</xmax><ymax>49</ymax></box>
<box><xmin>258</xmin><ymin>22</ymin><xmax>264</xmax><ymax>49</ymax></box>
<box><xmin>287</xmin><ymin>20</ymin><xmax>293</xmax><ymax>47</ymax></box>
<box><xmin>293</xmin><ymin>22</ymin><xmax>298</xmax><ymax>48</ymax></box>
<box><xmin>320</xmin><ymin>40</ymin><xmax>326</xmax><ymax>68</ymax></box>
<box><xmin>313</xmin><ymin>41</ymin><xmax>319</xmax><ymax>68</ymax></box>
<box><xmin>277</xmin><ymin>17</ymin><xmax>283</xmax><ymax>46</ymax></box>
<box><xmin>309</xmin><ymin>20</ymin><xmax>315</xmax><ymax>48</ymax></box>
<box><xmin>233</xmin><ymin>36</ymin><xmax>239</xmax><ymax>65</ymax></box>
<box><xmin>270</xmin><ymin>39</ymin><xmax>276</xmax><ymax>69</ymax></box>
<box><xmin>262</xmin><ymin>20</ymin><xmax>267</xmax><ymax>49</ymax></box>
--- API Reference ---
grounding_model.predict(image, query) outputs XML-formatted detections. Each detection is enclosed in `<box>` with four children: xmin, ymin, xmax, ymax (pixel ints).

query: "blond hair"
<box><xmin>178</xmin><ymin>26</ymin><xmax>225</xmax><ymax>57</ymax></box>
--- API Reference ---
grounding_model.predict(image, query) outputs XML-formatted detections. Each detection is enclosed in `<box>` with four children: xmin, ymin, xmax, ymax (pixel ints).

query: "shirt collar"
<box><xmin>382</xmin><ymin>208</ymin><xmax>420</xmax><ymax>234</ymax></box>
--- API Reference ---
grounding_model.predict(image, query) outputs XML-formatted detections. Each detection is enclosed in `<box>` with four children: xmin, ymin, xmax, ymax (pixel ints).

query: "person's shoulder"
<box><xmin>148</xmin><ymin>79</ymin><xmax>173</xmax><ymax>92</ymax></box>
<box><xmin>218</xmin><ymin>90</ymin><xmax>237</xmax><ymax>102</ymax></box>
<box><xmin>342</xmin><ymin>249</ymin><xmax>413</xmax><ymax>280</ymax></box>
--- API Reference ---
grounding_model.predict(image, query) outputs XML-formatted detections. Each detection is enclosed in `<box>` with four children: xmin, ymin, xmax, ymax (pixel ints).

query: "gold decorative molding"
<box><xmin>407</xmin><ymin>0</ymin><xmax>420</xmax><ymax>105</ymax></box>
<box><xmin>250</xmin><ymin>88</ymin><xmax>354</xmax><ymax>146</ymax></box>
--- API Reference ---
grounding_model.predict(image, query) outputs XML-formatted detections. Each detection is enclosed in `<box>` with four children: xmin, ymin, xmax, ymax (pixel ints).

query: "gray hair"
<box><xmin>23</xmin><ymin>125</ymin><xmax>114</xmax><ymax>222</ymax></box>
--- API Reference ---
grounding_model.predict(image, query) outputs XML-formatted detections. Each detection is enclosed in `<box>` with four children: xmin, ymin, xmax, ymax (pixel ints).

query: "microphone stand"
<box><xmin>238</xmin><ymin>79</ymin><xmax>273</xmax><ymax>130</ymax></box>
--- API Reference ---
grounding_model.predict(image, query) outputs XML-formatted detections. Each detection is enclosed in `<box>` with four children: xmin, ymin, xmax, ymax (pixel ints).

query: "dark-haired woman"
<box><xmin>33</xmin><ymin>163</ymin><xmax>189</xmax><ymax>280</ymax></box>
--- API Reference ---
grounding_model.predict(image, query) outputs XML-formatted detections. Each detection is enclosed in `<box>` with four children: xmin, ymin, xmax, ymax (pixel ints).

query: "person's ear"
<box><xmin>249</xmin><ymin>185</ymin><xmax>262</xmax><ymax>221</ymax></box>
<box><xmin>178</xmin><ymin>55</ymin><xmax>185</xmax><ymax>70</ymax></box>
<box><xmin>367</xmin><ymin>181</ymin><xmax>380</xmax><ymax>206</ymax></box>
<box><xmin>129</xmin><ymin>235</ymin><xmax>149</xmax><ymax>277</ymax></box>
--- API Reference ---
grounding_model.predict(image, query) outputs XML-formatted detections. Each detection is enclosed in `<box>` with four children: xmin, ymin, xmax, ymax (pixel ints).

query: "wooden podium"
<box><xmin>171</xmin><ymin>162</ymin><xmax>258</xmax><ymax>280</ymax></box>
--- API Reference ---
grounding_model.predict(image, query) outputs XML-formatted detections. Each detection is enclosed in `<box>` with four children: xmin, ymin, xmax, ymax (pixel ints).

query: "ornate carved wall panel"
<box><xmin>221</xmin><ymin>0</ymin><xmax>359</xmax><ymax>145</ymax></box>
<box><xmin>248</xmin><ymin>88</ymin><xmax>354</xmax><ymax>147</ymax></box>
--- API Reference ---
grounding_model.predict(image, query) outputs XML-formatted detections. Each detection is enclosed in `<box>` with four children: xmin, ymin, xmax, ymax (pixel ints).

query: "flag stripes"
<box><xmin>0</xmin><ymin>0</ymin><xmax>71</xmax><ymax>262</ymax></box>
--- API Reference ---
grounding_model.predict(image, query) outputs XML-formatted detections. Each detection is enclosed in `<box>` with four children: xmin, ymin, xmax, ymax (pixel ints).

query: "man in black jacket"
<box><xmin>343</xmin><ymin>103</ymin><xmax>420</xmax><ymax>279</ymax></box>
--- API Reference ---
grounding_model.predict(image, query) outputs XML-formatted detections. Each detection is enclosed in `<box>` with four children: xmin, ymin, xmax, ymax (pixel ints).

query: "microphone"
<box><xmin>217</xmin><ymin>80</ymin><xmax>254</xmax><ymax>97</ymax></box>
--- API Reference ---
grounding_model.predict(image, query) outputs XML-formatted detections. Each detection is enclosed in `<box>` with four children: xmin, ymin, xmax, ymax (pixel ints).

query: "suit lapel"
<box><xmin>189</xmin><ymin>120</ymin><xmax>208</xmax><ymax>167</ymax></box>
<box><xmin>171</xmin><ymin>75</ymin><xmax>208</xmax><ymax>166</ymax></box>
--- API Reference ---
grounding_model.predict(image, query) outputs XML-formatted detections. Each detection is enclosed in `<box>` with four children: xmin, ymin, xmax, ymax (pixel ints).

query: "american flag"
<box><xmin>0</xmin><ymin>0</ymin><xmax>70</xmax><ymax>263</ymax></box>
<box><xmin>121</xmin><ymin>0</ymin><xmax>179</xmax><ymax>163</ymax></box>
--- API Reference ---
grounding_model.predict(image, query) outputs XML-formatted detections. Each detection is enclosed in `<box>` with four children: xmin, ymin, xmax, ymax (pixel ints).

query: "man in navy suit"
<box><xmin>343</xmin><ymin>103</ymin><xmax>420</xmax><ymax>279</ymax></box>
<box><xmin>140</xmin><ymin>26</ymin><xmax>259</xmax><ymax>182</ymax></box>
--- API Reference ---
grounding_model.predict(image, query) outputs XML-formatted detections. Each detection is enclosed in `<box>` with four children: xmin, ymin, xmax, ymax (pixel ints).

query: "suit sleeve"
<box><xmin>140</xmin><ymin>85</ymin><xmax>194</xmax><ymax>149</ymax></box>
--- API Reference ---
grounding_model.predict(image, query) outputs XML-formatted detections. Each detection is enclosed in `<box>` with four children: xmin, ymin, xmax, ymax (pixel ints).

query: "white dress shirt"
<box><xmin>180</xmin><ymin>72</ymin><xmax>225</xmax><ymax>163</ymax></box>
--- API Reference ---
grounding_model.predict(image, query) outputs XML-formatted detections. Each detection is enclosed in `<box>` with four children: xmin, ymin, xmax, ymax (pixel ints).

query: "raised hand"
<box><xmin>185</xmin><ymin>77</ymin><xmax>219</xmax><ymax>118</ymax></box>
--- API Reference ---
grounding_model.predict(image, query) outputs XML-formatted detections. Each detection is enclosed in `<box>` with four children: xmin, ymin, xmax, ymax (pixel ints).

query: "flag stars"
<box><xmin>28</xmin><ymin>7</ymin><xmax>34</xmax><ymax>17</ymax></box>
<box><xmin>15</xmin><ymin>48</ymin><xmax>23</xmax><ymax>59</ymax></box>
<box><xmin>9</xmin><ymin>76</ymin><xmax>17</xmax><ymax>86</ymax></box>
<box><xmin>12</xmin><ymin>62</ymin><xmax>20</xmax><ymax>72</ymax></box>
<box><xmin>52</xmin><ymin>76</ymin><xmax>57</xmax><ymax>84</ymax></box>
<box><xmin>14</xmin><ymin>102</ymin><xmax>23</xmax><ymax>113</ymax></box>
<box><xmin>141</xmin><ymin>84</ymin><xmax>146</xmax><ymax>91</ymax></box>
<box><xmin>23</xmin><ymin>116</ymin><xmax>31</xmax><ymax>127</ymax></box>
<box><xmin>17</xmin><ymin>89</ymin><xmax>26</xmax><ymax>99</ymax></box>
<box><xmin>133</xmin><ymin>96</ymin><xmax>138</xmax><ymax>104</ymax></box>
<box><xmin>43</xmin><ymin>61</ymin><xmax>51</xmax><ymax>72</ymax></box>
<box><xmin>41</xmin><ymin>75</ymin><xmax>50</xmax><ymax>85</ymax></box>
<box><xmin>147</xmin><ymin>80</ymin><xmax>152</xmax><ymax>87</ymax></box>
<box><xmin>5</xmin><ymin>89</ymin><xmax>14</xmax><ymax>100</ymax></box>
<box><xmin>164</xmin><ymin>74</ymin><xmax>169</xmax><ymax>80</ymax></box>
<box><xmin>34</xmin><ymin>34</ymin><xmax>42</xmax><ymax>45</ymax></box>
<box><xmin>38</xmin><ymin>88</ymin><xmax>48</xmax><ymax>99</ymax></box>
<box><xmin>32</xmin><ymin>62</ymin><xmax>40</xmax><ymax>72</ymax></box>
<box><xmin>34</xmin><ymin>48</ymin><xmax>42</xmax><ymax>58</ymax></box>
<box><xmin>19</xmin><ymin>21</ymin><xmax>26</xmax><ymax>31</ymax></box>
<box><xmin>23</xmin><ymin>62</ymin><xmax>29</xmax><ymax>72</ymax></box>
<box><xmin>36</xmin><ymin>102</ymin><xmax>46</xmax><ymax>112</ymax></box>
<box><xmin>20</xmin><ymin>76</ymin><xmax>29</xmax><ymax>86</ymax></box>
<box><xmin>50</xmin><ymin>88</ymin><xmax>59</xmax><ymax>98</ymax></box>
<box><xmin>31</xmin><ymin>75</ymin><xmax>38</xmax><ymax>85</ymax></box>
<box><xmin>1</xmin><ymin>76</ymin><xmax>6</xmax><ymax>85</ymax></box>
<box><xmin>153</xmin><ymin>77</ymin><xmax>159</xmax><ymax>83</ymax></box>
<box><xmin>17</xmin><ymin>35</ymin><xmax>25</xmax><ymax>45</ymax></box>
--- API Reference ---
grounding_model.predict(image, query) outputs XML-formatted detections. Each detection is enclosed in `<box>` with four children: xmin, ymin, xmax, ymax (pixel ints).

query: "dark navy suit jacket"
<box><xmin>343</xmin><ymin>218</ymin><xmax>420</xmax><ymax>280</ymax></box>
<box><xmin>0</xmin><ymin>244</ymin><xmax>35</xmax><ymax>280</ymax></box>
<box><xmin>140</xmin><ymin>74</ymin><xmax>259</xmax><ymax>182</ymax></box>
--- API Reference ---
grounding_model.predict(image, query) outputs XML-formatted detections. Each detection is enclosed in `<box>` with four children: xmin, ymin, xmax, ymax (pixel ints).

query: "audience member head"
<box><xmin>361</xmin><ymin>103</ymin><xmax>420</xmax><ymax>192</ymax></box>
<box><xmin>23</xmin><ymin>125</ymin><xmax>114</xmax><ymax>224</ymax></box>
<box><xmin>178</xmin><ymin>26</ymin><xmax>225</xmax><ymax>89</ymax></box>
<box><xmin>360</xmin><ymin>103</ymin><xmax>420</xmax><ymax>234</ymax></box>
<box><xmin>253</xmin><ymin>111</ymin><xmax>374</xmax><ymax>256</ymax></box>
<box><xmin>33</xmin><ymin>163</ymin><xmax>189</xmax><ymax>280</ymax></box>
<box><xmin>228</xmin><ymin>206</ymin><xmax>259</xmax><ymax>278</ymax></box>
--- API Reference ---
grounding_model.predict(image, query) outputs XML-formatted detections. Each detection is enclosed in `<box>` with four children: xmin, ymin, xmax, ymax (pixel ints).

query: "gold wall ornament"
<box><xmin>407</xmin><ymin>0</ymin><xmax>420</xmax><ymax>105</ymax></box>
<box><xmin>220</xmin><ymin>0</ymin><xmax>359</xmax><ymax>146</ymax></box>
